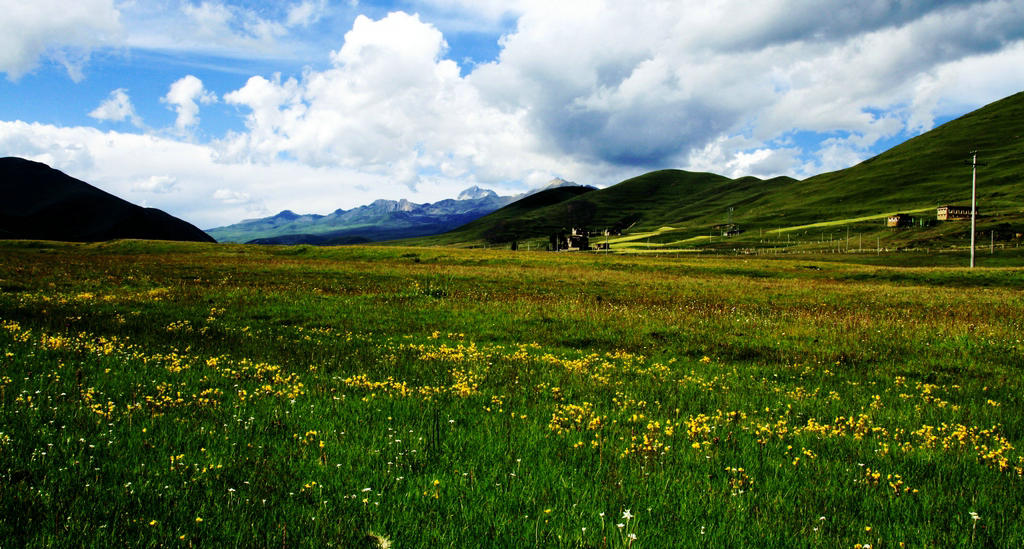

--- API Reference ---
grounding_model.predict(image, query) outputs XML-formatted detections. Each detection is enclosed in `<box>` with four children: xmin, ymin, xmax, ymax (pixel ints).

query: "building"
<box><xmin>550</xmin><ymin>227</ymin><xmax>591</xmax><ymax>251</ymax></box>
<box><xmin>711</xmin><ymin>223</ymin><xmax>743</xmax><ymax>236</ymax></box>
<box><xmin>886</xmin><ymin>213</ymin><xmax>913</xmax><ymax>227</ymax></box>
<box><xmin>937</xmin><ymin>205</ymin><xmax>977</xmax><ymax>220</ymax></box>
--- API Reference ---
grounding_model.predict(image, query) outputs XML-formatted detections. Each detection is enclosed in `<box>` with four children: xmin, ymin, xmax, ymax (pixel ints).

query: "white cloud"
<box><xmin>0</xmin><ymin>0</ymin><xmax>120</xmax><ymax>81</ymax></box>
<box><xmin>463</xmin><ymin>0</ymin><xmax>1024</xmax><ymax>177</ymax></box>
<box><xmin>212</xmin><ymin>188</ymin><xmax>254</xmax><ymax>204</ymax></box>
<box><xmin>182</xmin><ymin>2</ymin><xmax>234</xmax><ymax>34</ymax></box>
<box><xmin>286</xmin><ymin>0</ymin><xmax>327</xmax><ymax>27</ymax></box>
<box><xmin>113</xmin><ymin>1</ymin><xmax>322</xmax><ymax>62</ymax></box>
<box><xmin>814</xmin><ymin>138</ymin><xmax>876</xmax><ymax>175</ymax></box>
<box><xmin>89</xmin><ymin>88</ymin><xmax>144</xmax><ymax>128</ymax></box>
<box><xmin>220</xmin><ymin>11</ymin><xmax>567</xmax><ymax>191</ymax></box>
<box><xmin>686</xmin><ymin>135</ymin><xmax>804</xmax><ymax>179</ymax></box>
<box><xmin>162</xmin><ymin>75</ymin><xmax>217</xmax><ymax>133</ymax></box>
<box><xmin>908</xmin><ymin>40</ymin><xmax>1024</xmax><ymax>133</ymax></box>
<box><xmin>132</xmin><ymin>175</ymin><xmax>178</xmax><ymax>194</ymax></box>
<box><xmin>182</xmin><ymin>1</ymin><xmax>285</xmax><ymax>46</ymax></box>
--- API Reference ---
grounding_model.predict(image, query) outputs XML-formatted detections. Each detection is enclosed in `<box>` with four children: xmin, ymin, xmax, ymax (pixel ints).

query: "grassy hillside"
<box><xmin>415</xmin><ymin>91</ymin><xmax>1024</xmax><ymax>251</ymax></box>
<box><xmin>412</xmin><ymin>186</ymin><xmax>597</xmax><ymax>245</ymax></box>
<box><xmin>798</xmin><ymin>91</ymin><xmax>1024</xmax><ymax>216</ymax></box>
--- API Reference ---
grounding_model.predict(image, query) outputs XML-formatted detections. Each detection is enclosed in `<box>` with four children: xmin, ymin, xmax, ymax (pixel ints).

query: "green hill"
<box><xmin>441</xmin><ymin>185</ymin><xmax>597</xmax><ymax>244</ymax></box>
<box><xmin>412</xmin><ymin>91</ymin><xmax>1024</xmax><ymax>251</ymax></box>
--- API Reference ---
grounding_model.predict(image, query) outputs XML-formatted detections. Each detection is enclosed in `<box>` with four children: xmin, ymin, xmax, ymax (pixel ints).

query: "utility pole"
<box><xmin>966</xmin><ymin>151</ymin><xmax>986</xmax><ymax>268</ymax></box>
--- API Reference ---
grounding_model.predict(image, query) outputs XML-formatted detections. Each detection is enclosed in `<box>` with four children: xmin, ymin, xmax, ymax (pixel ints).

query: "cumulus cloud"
<box><xmin>688</xmin><ymin>136</ymin><xmax>805</xmax><ymax>180</ymax></box>
<box><xmin>162</xmin><ymin>75</ymin><xmax>217</xmax><ymax>133</ymax></box>
<box><xmin>464</xmin><ymin>0</ymin><xmax>1024</xmax><ymax>176</ymax></box>
<box><xmin>89</xmin><ymin>89</ymin><xmax>144</xmax><ymax>128</ymax></box>
<box><xmin>0</xmin><ymin>0</ymin><xmax>120</xmax><ymax>81</ymax></box>
<box><xmin>220</xmin><ymin>11</ymin><xmax>565</xmax><ymax>190</ymax></box>
<box><xmin>206</xmin><ymin>2</ymin><xmax>1024</xmax><ymax>197</ymax></box>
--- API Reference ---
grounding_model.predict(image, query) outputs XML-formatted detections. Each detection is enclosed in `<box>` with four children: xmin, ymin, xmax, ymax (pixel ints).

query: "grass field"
<box><xmin>1</xmin><ymin>240</ymin><xmax>1022</xmax><ymax>547</ymax></box>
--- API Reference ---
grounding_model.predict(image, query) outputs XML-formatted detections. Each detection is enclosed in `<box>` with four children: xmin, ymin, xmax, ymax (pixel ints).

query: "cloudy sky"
<box><xmin>2</xmin><ymin>1</ymin><xmax>1023</xmax><ymax>229</ymax></box>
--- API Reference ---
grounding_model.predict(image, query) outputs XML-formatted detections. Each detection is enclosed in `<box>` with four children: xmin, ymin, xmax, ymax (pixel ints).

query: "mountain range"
<box><xmin>206</xmin><ymin>177</ymin><xmax>590</xmax><ymax>244</ymax></box>
<box><xmin>0</xmin><ymin>157</ymin><xmax>213</xmax><ymax>243</ymax></box>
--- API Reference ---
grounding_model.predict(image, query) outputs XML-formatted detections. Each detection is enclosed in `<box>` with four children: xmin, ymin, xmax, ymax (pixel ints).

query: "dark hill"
<box><xmin>501</xmin><ymin>185</ymin><xmax>595</xmax><ymax>211</ymax></box>
<box><xmin>0</xmin><ymin>157</ymin><xmax>214</xmax><ymax>243</ymax></box>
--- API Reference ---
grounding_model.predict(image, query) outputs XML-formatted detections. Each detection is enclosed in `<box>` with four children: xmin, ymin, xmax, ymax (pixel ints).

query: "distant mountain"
<box><xmin>413</xmin><ymin>90</ymin><xmax>1024</xmax><ymax>248</ymax></box>
<box><xmin>208</xmin><ymin>177</ymin><xmax>602</xmax><ymax>245</ymax></box>
<box><xmin>206</xmin><ymin>186</ymin><xmax>518</xmax><ymax>244</ymax></box>
<box><xmin>457</xmin><ymin>186</ymin><xmax>498</xmax><ymax>200</ymax></box>
<box><xmin>536</xmin><ymin>178</ymin><xmax>589</xmax><ymax>193</ymax></box>
<box><xmin>0</xmin><ymin>157</ymin><xmax>213</xmax><ymax>243</ymax></box>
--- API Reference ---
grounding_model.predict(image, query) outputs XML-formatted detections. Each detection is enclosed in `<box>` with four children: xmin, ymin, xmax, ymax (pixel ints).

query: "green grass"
<box><xmin>765</xmin><ymin>208</ymin><xmax>936</xmax><ymax>234</ymax></box>
<box><xmin>1</xmin><ymin>239</ymin><xmax>1022</xmax><ymax>547</ymax></box>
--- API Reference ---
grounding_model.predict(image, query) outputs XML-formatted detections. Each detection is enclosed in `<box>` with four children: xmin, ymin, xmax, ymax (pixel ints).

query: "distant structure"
<box><xmin>937</xmin><ymin>205</ymin><xmax>977</xmax><ymax>220</ymax></box>
<box><xmin>550</xmin><ymin>228</ymin><xmax>591</xmax><ymax>251</ymax></box>
<box><xmin>886</xmin><ymin>213</ymin><xmax>913</xmax><ymax>227</ymax></box>
<box><xmin>713</xmin><ymin>223</ymin><xmax>743</xmax><ymax>236</ymax></box>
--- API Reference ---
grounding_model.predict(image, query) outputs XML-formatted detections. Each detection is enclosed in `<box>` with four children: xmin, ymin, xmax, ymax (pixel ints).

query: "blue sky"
<box><xmin>2</xmin><ymin>1</ymin><xmax>1023</xmax><ymax>229</ymax></box>
<box><xmin>0</xmin><ymin>1</ymin><xmax>512</xmax><ymax>136</ymax></box>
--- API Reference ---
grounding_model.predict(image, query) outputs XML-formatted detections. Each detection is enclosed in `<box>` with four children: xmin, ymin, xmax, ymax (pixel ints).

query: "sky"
<box><xmin>2</xmin><ymin>1</ymin><xmax>1023</xmax><ymax>230</ymax></box>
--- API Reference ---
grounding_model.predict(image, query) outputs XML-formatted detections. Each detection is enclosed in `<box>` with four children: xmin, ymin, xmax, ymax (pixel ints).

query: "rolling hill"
<box><xmin>0</xmin><ymin>157</ymin><xmax>214</xmax><ymax>243</ymax></box>
<box><xmin>413</xmin><ymin>90</ymin><xmax>1024</xmax><ymax>250</ymax></box>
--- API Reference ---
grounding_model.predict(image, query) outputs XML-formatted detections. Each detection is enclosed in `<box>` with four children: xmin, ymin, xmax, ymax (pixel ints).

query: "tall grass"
<box><xmin>1</xmin><ymin>240</ymin><xmax>1021</xmax><ymax>547</ymax></box>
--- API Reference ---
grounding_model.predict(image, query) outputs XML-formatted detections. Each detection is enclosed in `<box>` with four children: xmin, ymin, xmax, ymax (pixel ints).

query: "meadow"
<box><xmin>1</xmin><ymin>240</ymin><xmax>1022</xmax><ymax>547</ymax></box>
